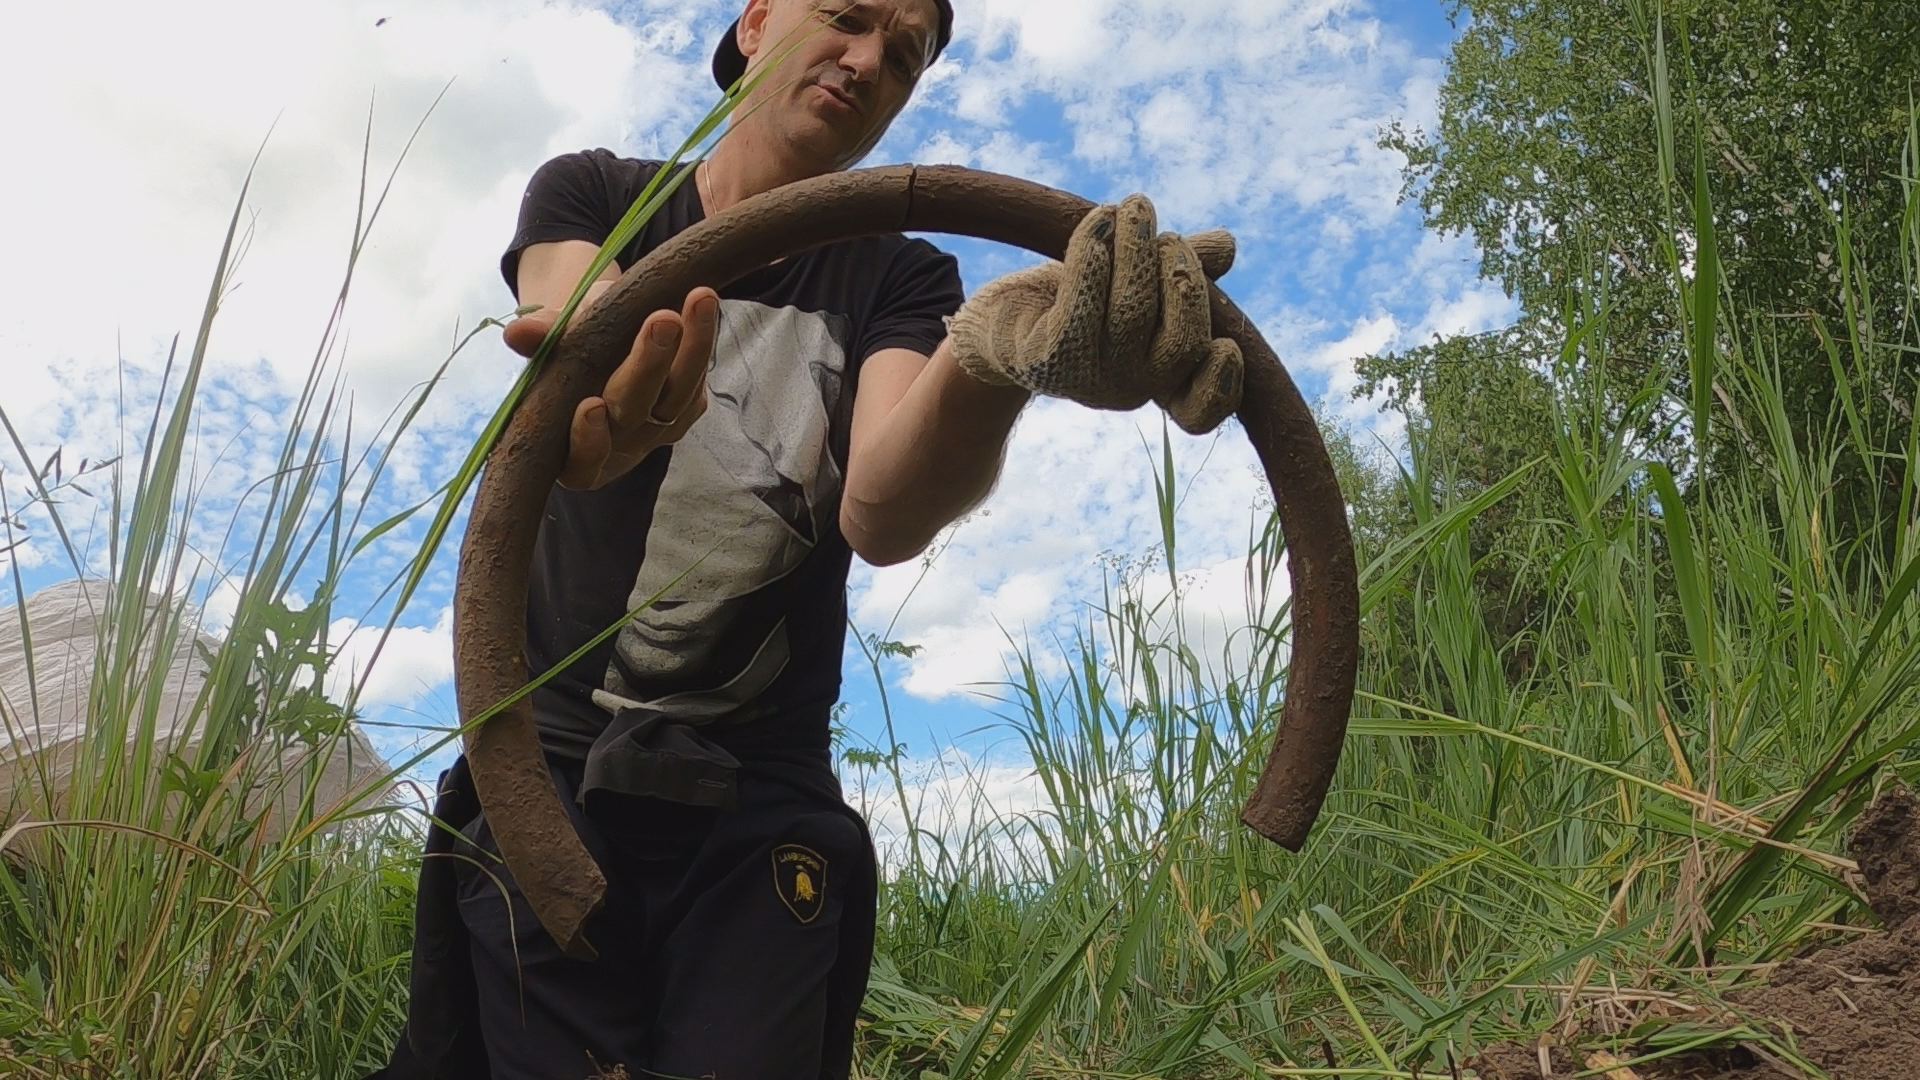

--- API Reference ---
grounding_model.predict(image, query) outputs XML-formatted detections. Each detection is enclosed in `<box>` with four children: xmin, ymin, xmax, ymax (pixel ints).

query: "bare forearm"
<box><xmin>842</xmin><ymin>336</ymin><xmax>1030</xmax><ymax>564</ymax></box>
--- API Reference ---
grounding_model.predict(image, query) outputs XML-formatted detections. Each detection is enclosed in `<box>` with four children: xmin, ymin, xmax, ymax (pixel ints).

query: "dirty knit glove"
<box><xmin>949</xmin><ymin>194</ymin><xmax>1242</xmax><ymax>434</ymax></box>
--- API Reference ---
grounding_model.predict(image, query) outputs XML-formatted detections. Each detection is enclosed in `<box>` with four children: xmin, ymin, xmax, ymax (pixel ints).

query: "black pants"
<box><xmin>372</xmin><ymin>753</ymin><xmax>878</xmax><ymax>1080</ymax></box>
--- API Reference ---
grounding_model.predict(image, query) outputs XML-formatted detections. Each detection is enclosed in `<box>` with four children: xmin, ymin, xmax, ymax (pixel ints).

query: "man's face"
<box><xmin>734</xmin><ymin>0</ymin><xmax>939</xmax><ymax>172</ymax></box>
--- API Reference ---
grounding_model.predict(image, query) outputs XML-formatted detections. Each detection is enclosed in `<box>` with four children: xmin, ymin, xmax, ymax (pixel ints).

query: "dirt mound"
<box><xmin>1852</xmin><ymin>782</ymin><xmax>1920</xmax><ymax>929</ymax></box>
<box><xmin>1471</xmin><ymin>783</ymin><xmax>1920</xmax><ymax>1080</ymax></box>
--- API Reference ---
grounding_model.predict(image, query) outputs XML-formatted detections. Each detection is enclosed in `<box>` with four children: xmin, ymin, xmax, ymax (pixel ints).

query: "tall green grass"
<box><xmin>1</xmin><ymin>16</ymin><xmax>1917</xmax><ymax>1080</ymax></box>
<box><xmin>0</xmin><ymin>111</ymin><xmax>474</xmax><ymax>1075</ymax></box>
<box><xmin>841</xmin><ymin>73</ymin><xmax>1920</xmax><ymax>1080</ymax></box>
<box><xmin>0</xmin><ymin>19</ymin><xmax>833</xmax><ymax>1076</ymax></box>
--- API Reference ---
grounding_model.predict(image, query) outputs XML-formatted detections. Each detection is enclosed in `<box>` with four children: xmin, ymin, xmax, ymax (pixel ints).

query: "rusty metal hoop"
<box><xmin>451</xmin><ymin>165</ymin><xmax>1360</xmax><ymax>960</ymax></box>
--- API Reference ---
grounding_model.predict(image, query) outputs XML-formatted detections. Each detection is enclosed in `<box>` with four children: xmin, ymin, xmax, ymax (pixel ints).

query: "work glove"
<box><xmin>949</xmin><ymin>194</ymin><xmax>1243</xmax><ymax>434</ymax></box>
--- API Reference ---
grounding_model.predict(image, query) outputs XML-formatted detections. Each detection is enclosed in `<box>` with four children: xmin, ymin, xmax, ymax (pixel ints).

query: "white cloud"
<box><xmin>920</xmin><ymin>0</ymin><xmax>1440</xmax><ymax>229</ymax></box>
<box><xmin>326</xmin><ymin>607</ymin><xmax>456</xmax><ymax>710</ymax></box>
<box><xmin>0</xmin><ymin>0</ymin><xmax>741</xmax><ymax>759</ymax></box>
<box><xmin>1300</xmin><ymin>313</ymin><xmax>1401</xmax><ymax>378</ymax></box>
<box><xmin>911</xmin><ymin>129</ymin><xmax>1072</xmax><ymax>189</ymax></box>
<box><xmin>1129</xmin><ymin>551</ymin><xmax>1292</xmax><ymax>694</ymax></box>
<box><xmin>843</xmin><ymin>746</ymin><xmax>1053</xmax><ymax>871</ymax></box>
<box><xmin>0</xmin><ymin>0</ymin><xmax>724</xmax><ymax>466</ymax></box>
<box><xmin>0</xmin><ymin>539</ymin><xmax>49</xmax><ymax>575</ymax></box>
<box><xmin>1414</xmin><ymin>284</ymin><xmax>1517</xmax><ymax>343</ymax></box>
<box><xmin>861</xmin><ymin>565</ymin><xmax>1071</xmax><ymax>700</ymax></box>
<box><xmin>196</xmin><ymin>580</ymin><xmax>246</xmax><ymax>638</ymax></box>
<box><xmin>851</xmin><ymin>395</ymin><xmax>1274</xmax><ymax>703</ymax></box>
<box><xmin>8</xmin><ymin>0</ymin><xmax>1470</xmax><ymax>784</ymax></box>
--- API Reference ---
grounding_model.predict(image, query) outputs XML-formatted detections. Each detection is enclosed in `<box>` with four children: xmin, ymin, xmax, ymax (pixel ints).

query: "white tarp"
<box><xmin>0</xmin><ymin>577</ymin><xmax>395</xmax><ymax>840</ymax></box>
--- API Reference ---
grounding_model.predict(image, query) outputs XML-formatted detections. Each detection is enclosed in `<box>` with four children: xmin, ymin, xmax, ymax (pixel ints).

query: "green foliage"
<box><xmin>0</xmin><ymin>29</ymin><xmax>806</xmax><ymax>1076</ymax></box>
<box><xmin>0</xmin><ymin>108</ymin><xmax>457</xmax><ymax>1078</ymax></box>
<box><xmin>1363</xmin><ymin>0</ymin><xmax>1920</xmax><ymax>674</ymax></box>
<box><xmin>1389</xmin><ymin>0</ymin><xmax>1917</xmax><ymax>346</ymax></box>
<box><xmin>3</xmin><ymin>7</ymin><xmax>1918</xmax><ymax>1078</ymax></box>
<box><xmin>845</xmin><ymin>267</ymin><xmax>1920</xmax><ymax>1072</ymax></box>
<box><xmin>838</xmin><ymin>29</ymin><xmax>1920</xmax><ymax>1069</ymax></box>
<box><xmin>1358</xmin><ymin>322</ymin><xmax>1566</xmax><ymax>675</ymax></box>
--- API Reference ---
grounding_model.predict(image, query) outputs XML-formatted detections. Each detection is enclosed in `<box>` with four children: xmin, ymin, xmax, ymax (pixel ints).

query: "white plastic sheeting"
<box><xmin>0</xmin><ymin>578</ymin><xmax>396</xmax><ymax>839</ymax></box>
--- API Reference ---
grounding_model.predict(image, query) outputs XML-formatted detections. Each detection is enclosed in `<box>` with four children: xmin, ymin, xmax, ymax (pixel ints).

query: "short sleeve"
<box><xmin>498</xmin><ymin>150</ymin><xmax>618</xmax><ymax>301</ymax></box>
<box><xmin>855</xmin><ymin>238</ymin><xmax>966</xmax><ymax>363</ymax></box>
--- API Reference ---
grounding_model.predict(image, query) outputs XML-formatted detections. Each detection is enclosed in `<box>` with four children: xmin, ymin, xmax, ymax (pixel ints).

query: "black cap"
<box><xmin>712</xmin><ymin>1</ymin><xmax>955</xmax><ymax>91</ymax></box>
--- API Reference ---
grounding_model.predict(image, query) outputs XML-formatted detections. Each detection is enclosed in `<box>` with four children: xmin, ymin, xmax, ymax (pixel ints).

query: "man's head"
<box><xmin>713</xmin><ymin>0</ymin><xmax>953</xmax><ymax>175</ymax></box>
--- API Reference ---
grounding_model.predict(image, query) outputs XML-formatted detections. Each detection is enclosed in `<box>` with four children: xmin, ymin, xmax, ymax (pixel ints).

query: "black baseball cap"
<box><xmin>712</xmin><ymin>1</ymin><xmax>955</xmax><ymax>90</ymax></box>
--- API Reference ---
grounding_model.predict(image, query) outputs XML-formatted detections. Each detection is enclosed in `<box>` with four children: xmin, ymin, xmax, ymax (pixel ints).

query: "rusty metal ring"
<box><xmin>451</xmin><ymin>165</ymin><xmax>1360</xmax><ymax>960</ymax></box>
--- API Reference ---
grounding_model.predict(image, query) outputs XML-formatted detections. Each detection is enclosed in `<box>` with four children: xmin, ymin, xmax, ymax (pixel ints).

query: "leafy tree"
<box><xmin>1357</xmin><ymin>322</ymin><xmax>1564</xmax><ymax>677</ymax></box>
<box><xmin>1360</xmin><ymin>0</ymin><xmax>1919</xmax><ymax>635</ymax></box>
<box><xmin>1389</xmin><ymin>0</ymin><xmax>1916</xmax><ymax>359</ymax></box>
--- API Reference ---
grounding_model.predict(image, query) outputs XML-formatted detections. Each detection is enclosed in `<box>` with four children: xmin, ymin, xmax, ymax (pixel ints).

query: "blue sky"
<box><xmin>0</xmin><ymin>0</ymin><xmax>1509</xmax><ymax>842</ymax></box>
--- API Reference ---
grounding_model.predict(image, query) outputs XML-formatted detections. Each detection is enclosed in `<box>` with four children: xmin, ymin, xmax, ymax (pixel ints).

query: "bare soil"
<box><xmin>1471</xmin><ymin>783</ymin><xmax>1920</xmax><ymax>1080</ymax></box>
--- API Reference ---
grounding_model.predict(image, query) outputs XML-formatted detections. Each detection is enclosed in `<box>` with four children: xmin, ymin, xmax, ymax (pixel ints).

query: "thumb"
<box><xmin>503</xmin><ymin>308</ymin><xmax>558</xmax><ymax>359</ymax></box>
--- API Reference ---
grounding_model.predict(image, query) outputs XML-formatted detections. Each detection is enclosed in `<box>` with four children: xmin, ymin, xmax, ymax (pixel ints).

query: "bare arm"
<box><xmin>839</xmin><ymin>336</ymin><xmax>1031</xmax><ymax>566</ymax></box>
<box><xmin>514</xmin><ymin>238</ymin><xmax>622</xmax><ymax>317</ymax></box>
<box><xmin>507</xmin><ymin>239</ymin><xmax>719</xmax><ymax>490</ymax></box>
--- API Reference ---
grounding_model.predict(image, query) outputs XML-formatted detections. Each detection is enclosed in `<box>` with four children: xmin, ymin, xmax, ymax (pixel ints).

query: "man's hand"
<box><xmin>503</xmin><ymin>286</ymin><xmax>720</xmax><ymax>490</ymax></box>
<box><xmin>947</xmin><ymin>194</ymin><xmax>1242</xmax><ymax>434</ymax></box>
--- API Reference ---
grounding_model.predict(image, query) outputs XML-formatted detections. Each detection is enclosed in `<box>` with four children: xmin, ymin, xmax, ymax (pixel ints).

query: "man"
<box><xmin>376</xmin><ymin>1</ymin><xmax>1241</xmax><ymax>1076</ymax></box>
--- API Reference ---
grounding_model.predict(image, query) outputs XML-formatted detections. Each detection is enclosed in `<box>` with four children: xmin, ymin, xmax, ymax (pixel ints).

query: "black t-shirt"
<box><xmin>498</xmin><ymin>148</ymin><xmax>964</xmax><ymax>768</ymax></box>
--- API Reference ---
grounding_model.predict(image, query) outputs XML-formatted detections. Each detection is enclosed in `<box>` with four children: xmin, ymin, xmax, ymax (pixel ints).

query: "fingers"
<box><xmin>603</xmin><ymin>310</ymin><xmax>684</xmax><ymax>427</ymax></box>
<box><xmin>563</xmin><ymin>287</ymin><xmax>720</xmax><ymax>489</ymax></box>
<box><xmin>651</xmin><ymin>371</ymin><xmax>709</xmax><ymax>444</ymax></box>
<box><xmin>602</xmin><ymin>288</ymin><xmax>719</xmax><ymax>430</ymax></box>
<box><xmin>1145</xmin><ymin>232</ymin><xmax>1212</xmax><ymax>385</ymax></box>
<box><xmin>1163</xmin><ymin>337</ymin><xmax>1244</xmax><ymax>435</ymax></box>
<box><xmin>1104</xmin><ymin>194</ymin><xmax>1161</xmax><ymax>371</ymax></box>
<box><xmin>559</xmin><ymin>396</ymin><xmax>612</xmax><ymax>490</ymax></box>
<box><xmin>1188</xmin><ymin>229</ymin><xmax>1236</xmax><ymax>280</ymax></box>
<box><xmin>503</xmin><ymin>309</ymin><xmax>557</xmax><ymax>359</ymax></box>
<box><xmin>653</xmin><ymin>288</ymin><xmax>720</xmax><ymax>424</ymax></box>
<box><xmin>1034</xmin><ymin>204</ymin><xmax>1121</xmax><ymax>402</ymax></box>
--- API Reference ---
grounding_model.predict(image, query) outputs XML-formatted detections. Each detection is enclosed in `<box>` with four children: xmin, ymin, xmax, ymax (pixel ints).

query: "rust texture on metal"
<box><xmin>452</xmin><ymin>164</ymin><xmax>1360</xmax><ymax>958</ymax></box>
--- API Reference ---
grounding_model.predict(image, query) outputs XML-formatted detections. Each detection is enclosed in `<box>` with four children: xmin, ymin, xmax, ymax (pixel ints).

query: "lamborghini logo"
<box><xmin>772</xmin><ymin>843</ymin><xmax>828</xmax><ymax>923</ymax></box>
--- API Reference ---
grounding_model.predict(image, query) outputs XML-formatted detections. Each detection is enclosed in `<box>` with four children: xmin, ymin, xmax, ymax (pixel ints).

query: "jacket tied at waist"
<box><xmin>577</xmin><ymin>707</ymin><xmax>744</xmax><ymax>812</ymax></box>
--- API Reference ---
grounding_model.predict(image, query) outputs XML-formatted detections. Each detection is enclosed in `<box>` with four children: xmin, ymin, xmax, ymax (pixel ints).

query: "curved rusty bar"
<box><xmin>452</xmin><ymin>165</ymin><xmax>1359</xmax><ymax>959</ymax></box>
